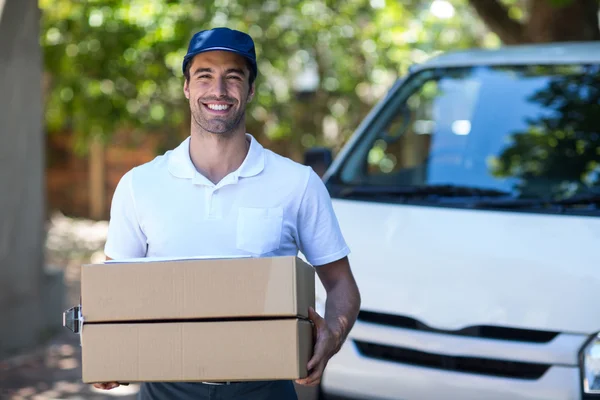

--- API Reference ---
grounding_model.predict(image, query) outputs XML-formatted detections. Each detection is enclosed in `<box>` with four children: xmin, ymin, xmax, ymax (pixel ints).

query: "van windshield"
<box><xmin>333</xmin><ymin>64</ymin><xmax>600</xmax><ymax>202</ymax></box>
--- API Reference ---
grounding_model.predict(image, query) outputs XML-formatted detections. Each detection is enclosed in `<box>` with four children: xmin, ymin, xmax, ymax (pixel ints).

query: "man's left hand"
<box><xmin>295</xmin><ymin>307</ymin><xmax>340</xmax><ymax>387</ymax></box>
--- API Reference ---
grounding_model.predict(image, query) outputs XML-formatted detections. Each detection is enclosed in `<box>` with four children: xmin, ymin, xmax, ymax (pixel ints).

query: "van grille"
<box><xmin>354</xmin><ymin>340</ymin><xmax>550</xmax><ymax>380</ymax></box>
<box><xmin>358</xmin><ymin>310</ymin><xmax>559</xmax><ymax>343</ymax></box>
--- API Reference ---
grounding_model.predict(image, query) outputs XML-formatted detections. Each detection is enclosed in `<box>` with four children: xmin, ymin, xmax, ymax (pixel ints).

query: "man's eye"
<box><xmin>227</xmin><ymin>76</ymin><xmax>242</xmax><ymax>80</ymax></box>
<box><xmin>198</xmin><ymin>75</ymin><xmax>210</xmax><ymax>79</ymax></box>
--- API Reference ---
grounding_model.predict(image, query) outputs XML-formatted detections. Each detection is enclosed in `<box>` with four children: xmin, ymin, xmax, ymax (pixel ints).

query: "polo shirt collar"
<box><xmin>237</xmin><ymin>133</ymin><xmax>265</xmax><ymax>178</ymax></box>
<box><xmin>167</xmin><ymin>133</ymin><xmax>265</xmax><ymax>181</ymax></box>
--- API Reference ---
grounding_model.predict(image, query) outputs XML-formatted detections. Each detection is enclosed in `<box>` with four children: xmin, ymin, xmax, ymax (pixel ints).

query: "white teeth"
<box><xmin>207</xmin><ymin>104</ymin><xmax>229</xmax><ymax>111</ymax></box>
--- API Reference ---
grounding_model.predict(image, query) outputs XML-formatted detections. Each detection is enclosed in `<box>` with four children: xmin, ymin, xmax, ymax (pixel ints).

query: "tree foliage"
<box><xmin>40</xmin><ymin>0</ymin><xmax>491</xmax><ymax>157</ymax></box>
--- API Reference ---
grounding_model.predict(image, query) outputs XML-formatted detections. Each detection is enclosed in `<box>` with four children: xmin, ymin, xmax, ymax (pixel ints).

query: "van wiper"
<box><xmin>553</xmin><ymin>193</ymin><xmax>600</xmax><ymax>206</ymax></box>
<box><xmin>472</xmin><ymin>192</ymin><xmax>600</xmax><ymax>209</ymax></box>
<box><xmin>337</xmin><ymin>184</ymin><xmax>512</xmax><ymax>198</ymax></box>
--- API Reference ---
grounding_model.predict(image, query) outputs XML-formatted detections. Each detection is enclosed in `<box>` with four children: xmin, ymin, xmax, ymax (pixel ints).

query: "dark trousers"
<box><xmin>138</xmin><ymin>381</ymin><xmax>298</xmax><ymax>400</ymax></box>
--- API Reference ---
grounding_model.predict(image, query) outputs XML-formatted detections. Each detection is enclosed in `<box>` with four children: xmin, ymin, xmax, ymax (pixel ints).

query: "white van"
<box><xmin>308</xmin><ymin>42</ymin><xmax>600</xmax><ymax>400</ymax></box>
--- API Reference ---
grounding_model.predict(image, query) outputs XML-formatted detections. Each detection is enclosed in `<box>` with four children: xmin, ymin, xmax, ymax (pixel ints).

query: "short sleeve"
<box><xmin>296</xmin><ymin>168</ymin><xmax>350</xmax><ymax>266</ymax></box>
<box><xmin>104</xmin><ymin>169</ymin><xmax>147</xmax><ymax>259</ymax></box>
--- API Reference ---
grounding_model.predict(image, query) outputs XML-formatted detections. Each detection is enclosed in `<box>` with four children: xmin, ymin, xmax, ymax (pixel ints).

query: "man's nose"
<box><xmin>212</xmin><ymin>77</ymin><xmax>227</xmax><ymax>98</ymax></box>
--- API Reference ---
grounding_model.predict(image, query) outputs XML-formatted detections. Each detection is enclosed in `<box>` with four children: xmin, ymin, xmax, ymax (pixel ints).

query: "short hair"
<box><xmin>184</xmin><ymin>56</ymin><xmax>257</xmax><ymax>87</ymax></box>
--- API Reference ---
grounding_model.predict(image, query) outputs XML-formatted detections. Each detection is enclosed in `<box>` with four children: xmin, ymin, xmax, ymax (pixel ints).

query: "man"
<box><xmin>94</xmin><ymin>27</ymin><xmax>361</xmax><ymax>400</ymax></box>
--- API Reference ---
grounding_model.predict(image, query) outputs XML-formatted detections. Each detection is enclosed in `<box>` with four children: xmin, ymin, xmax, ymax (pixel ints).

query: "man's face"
<box><xmin>184</xmin><ymin>51</ymin><xmax>255</xmax><ymax>136</ymax></box>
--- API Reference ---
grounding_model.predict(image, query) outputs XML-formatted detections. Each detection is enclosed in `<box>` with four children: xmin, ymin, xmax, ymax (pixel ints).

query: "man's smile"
<box><xmin>202</xmin><ymin>102</ymin><xmax>233</xmax><ymax>114</ymax></box>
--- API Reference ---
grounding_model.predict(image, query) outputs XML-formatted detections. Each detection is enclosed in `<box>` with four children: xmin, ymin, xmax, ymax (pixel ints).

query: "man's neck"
<box><xmin>188</xmin><ymin>129</ymin><xmax>250</xmax><ymax>185</ymax></box>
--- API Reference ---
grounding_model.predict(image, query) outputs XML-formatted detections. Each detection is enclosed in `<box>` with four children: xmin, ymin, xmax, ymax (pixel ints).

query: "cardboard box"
<box><xmin>77</xmin><ymin>256</ymin><xmax>316</xmax><ymax>383</ymax></box>
<box><xmin>82</xmin><ymin>319</ymin><xmax>313</xmax><ymax>383</ymax></box>
<box><xmin>81</xmin><ymin>256</ymin><xmax>315</xmax><ymax>322</ymax></box>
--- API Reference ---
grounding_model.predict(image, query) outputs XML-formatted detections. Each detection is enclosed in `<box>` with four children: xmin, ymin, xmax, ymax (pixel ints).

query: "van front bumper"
<box><xmin>321</xmin><ymin>340</ymin><xmax>582</xmax><ymax>400</ymax></box>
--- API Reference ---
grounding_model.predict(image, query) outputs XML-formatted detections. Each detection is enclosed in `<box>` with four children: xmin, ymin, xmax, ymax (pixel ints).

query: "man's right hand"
<box><xmin>93</xmin><ymin>382</ymin><xmax>121</xmax><ymax>390</ymax></box>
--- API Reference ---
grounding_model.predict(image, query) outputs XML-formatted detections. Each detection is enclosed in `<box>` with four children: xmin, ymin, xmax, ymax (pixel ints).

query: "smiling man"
<box><xmin>187</xmin><ymin>54</ymin><xmax>250</xmax><ymax>137</ymax></box>
<box><xmin>94</xmin><ymin>27</ymin><xmax>361</xmax><ymax>400</ymax></box>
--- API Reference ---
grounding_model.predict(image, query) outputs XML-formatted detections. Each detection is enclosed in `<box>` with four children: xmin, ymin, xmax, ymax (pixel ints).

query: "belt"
<box><xmin>201</xmin><ymin>381</ymin><xmax>233</xmax><ymax>385</ymax></box>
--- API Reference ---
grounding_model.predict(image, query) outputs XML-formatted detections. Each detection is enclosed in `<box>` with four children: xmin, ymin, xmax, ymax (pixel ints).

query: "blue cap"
<box><xmin>182</xmin><ymin>27</ymin><xmax>258</xmax><ymax>79</ymax></box>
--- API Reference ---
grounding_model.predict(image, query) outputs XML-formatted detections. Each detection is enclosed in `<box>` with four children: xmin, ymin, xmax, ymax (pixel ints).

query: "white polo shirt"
<box><xmin>104</xmin><ymin>134</ymin><xmax>350</xmax><ymax>267</ymax></box>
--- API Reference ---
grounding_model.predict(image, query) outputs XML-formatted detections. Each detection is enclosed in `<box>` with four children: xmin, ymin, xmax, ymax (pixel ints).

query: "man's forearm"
<box><xmin>323</xmin><ymin>276</ymin><xmax>361</xmax><ymax>353</ymax></box>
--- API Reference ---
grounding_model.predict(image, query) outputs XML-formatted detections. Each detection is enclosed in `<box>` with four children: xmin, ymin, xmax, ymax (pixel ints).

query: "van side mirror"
<box><xmin>303</xmin><ymin>147</ymin><xmax>333</xmax><ymax>178</ymax></box>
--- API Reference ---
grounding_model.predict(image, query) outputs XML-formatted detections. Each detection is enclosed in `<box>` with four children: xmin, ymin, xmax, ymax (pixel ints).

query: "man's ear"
<box><xmin>183</xmin><ymin>79</ymin><xmax>190</xmax><ymax>100</ymax></box>
<box><xmin>247</xmin><ymin>83</ymin><xmax>255</xmax><ymax>103</ymax></box>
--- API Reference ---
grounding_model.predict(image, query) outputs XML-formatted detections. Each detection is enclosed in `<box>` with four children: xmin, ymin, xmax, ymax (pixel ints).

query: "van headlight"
<box><xmin>582</xmin><ymin>333</ymin><xmax>600</xmax><ymax>395</ymax></box>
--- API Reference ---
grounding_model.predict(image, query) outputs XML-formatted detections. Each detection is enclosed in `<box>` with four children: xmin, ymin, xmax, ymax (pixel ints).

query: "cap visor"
<box><xmin>183</xmin><ymin>47</ymin><xmax>256</xmax><ymax>73</ymax></box>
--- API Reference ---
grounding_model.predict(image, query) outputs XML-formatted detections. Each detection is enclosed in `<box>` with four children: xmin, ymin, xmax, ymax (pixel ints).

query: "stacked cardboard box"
<box><xmin>79</xmin><ymin>256</ymin><xmax>315</xmax><ymax>383</ymax></box>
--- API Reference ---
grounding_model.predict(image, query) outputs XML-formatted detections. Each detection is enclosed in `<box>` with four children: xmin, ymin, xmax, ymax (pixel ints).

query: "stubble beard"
<box><xmin>191</xmin><ymin>99</ymin><xmax>246</xmax><ymax>137</ymax></box>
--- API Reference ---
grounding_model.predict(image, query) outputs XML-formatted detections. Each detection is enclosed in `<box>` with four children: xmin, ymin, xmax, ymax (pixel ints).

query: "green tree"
<box><xmin>40</xmin><ymin>0</ymin><xmax>489</xmax><ymax>159</ymax></box>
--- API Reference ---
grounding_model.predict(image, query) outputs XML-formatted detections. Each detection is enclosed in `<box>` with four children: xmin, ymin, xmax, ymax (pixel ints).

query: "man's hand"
<box><xmin>295</xmin><ymin>256</ymin><xmax>361</xmax><ymax>387</ymax></box>
<box><xmin>93</xmin><ymin>382</ymin><xmax>119</xmax><ymax>390</ymax></box>
<box><xmin>295</xmin><ymin>307</ymin><xmax>340</xmax><ymax>387</ymax></box>
<box><xmin>93</xmin><ymin>382</ymin><xmax>127</xmax><ymax>390</ymax></box>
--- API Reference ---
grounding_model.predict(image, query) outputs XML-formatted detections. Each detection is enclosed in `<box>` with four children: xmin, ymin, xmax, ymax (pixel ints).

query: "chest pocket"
<box><xmin>236</xmin><ymin>207</ymin><xmax>283</xmax><ymax>255</ymax></box>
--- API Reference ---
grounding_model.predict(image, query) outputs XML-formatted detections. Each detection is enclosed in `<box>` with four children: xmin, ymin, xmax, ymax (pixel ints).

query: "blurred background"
<box><xmin>1</xmin><ymin>0</ymin><xmax>598</xmax><ymax>399</ymax></box>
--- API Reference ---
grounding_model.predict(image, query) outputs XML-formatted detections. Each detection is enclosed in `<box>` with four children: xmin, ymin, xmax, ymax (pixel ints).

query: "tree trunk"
<box><xmin>0</xmin><ymin>0</ymin><xmax>64</xmax><ymax>358</ymax></box>
<box><xmin>470</xmin><ymin>0</ymin><xmax>600</xmax><ymax>44</ymax></box>
<box><xmin>527</xmin><ymin>0</ymin><xmax>600</xmax><ymax>42</ymax></box>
